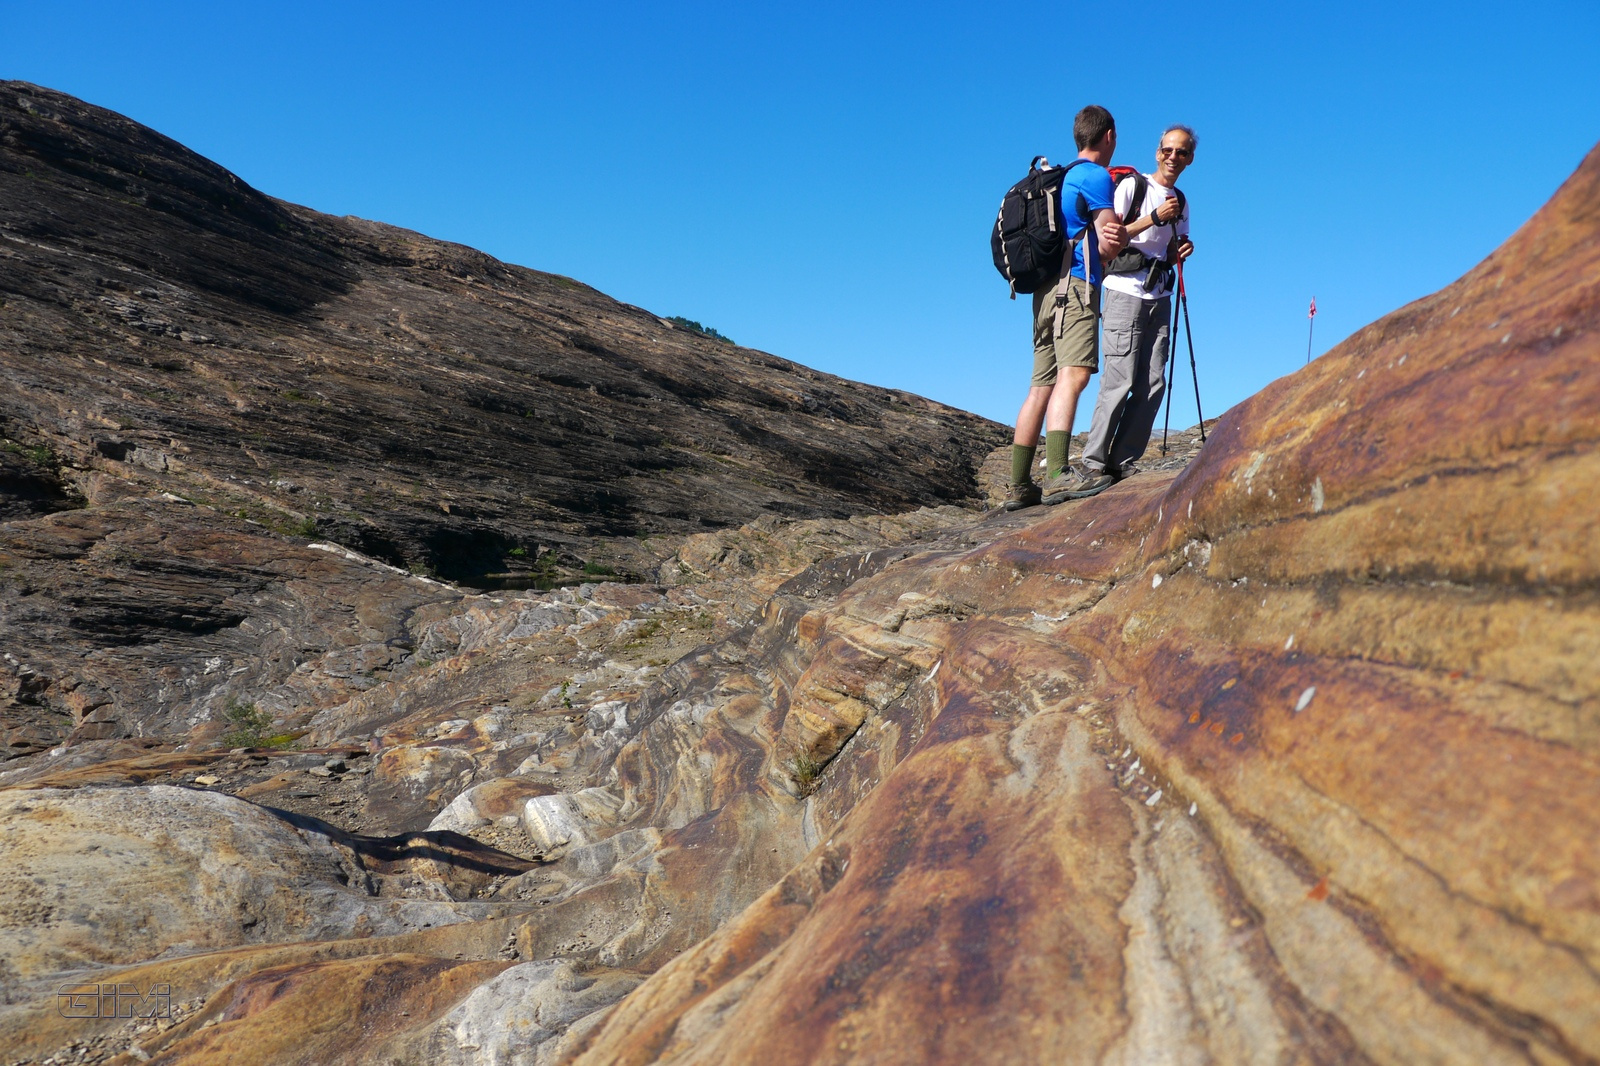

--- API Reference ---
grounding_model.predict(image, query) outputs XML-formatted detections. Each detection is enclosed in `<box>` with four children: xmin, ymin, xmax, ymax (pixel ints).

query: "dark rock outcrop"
<box><xmin>0</xmin><ymin>80</ymin><xmax>1007</xmax><ymax>587</ymax></box>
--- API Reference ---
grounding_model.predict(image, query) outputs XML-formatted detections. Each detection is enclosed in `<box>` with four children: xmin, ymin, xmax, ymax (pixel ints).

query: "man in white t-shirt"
<box><xmin>1077</xmin><ymin>125</ymin><xmax>1196</xmax><ymax>487</ymax></box>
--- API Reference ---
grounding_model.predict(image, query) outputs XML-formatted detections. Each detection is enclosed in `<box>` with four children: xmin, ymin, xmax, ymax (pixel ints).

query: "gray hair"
<box><xmin>1162</xmin><ymin>124</ymin><xmax>1198</xmax><ymax>151</ymax></box>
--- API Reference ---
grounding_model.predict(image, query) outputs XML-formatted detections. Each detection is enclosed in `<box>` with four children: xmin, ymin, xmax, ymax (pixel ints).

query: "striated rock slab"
<box><xmin>0</xmin><ymin>498</ymin><xmax>460</xmax><ymax>757</ymax></box>
<box><xmin>0</xmin><ymin>785</ymin><xmax>532</xmax><ymax>995</ymax></box>
<box><xmin>0</xmin><ymin>497</ymin><xmax>1013</xmax><ymax>1064</ymax></box>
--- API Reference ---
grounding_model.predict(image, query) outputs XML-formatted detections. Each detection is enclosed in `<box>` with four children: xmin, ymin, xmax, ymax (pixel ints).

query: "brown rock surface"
<box><xmin>0</xmin><ymin>85</ymin><xmax>1595</xmax><ymax>1066</ymax></box>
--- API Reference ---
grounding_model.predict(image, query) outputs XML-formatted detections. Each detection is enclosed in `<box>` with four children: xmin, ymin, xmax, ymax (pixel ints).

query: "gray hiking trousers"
<box><xmin>1081</xmin><ymin>288</ymin><xmax>1170</xmax><ymax>475</ymax></box>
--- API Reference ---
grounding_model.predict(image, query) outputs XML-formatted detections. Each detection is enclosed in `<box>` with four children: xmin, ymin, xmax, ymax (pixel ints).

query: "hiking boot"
<box><xmin>1040</xmin><ymin>467</ymin><xmax>1081</xmax><ymax>505</ymax></box>
<box><xmin>1043</xmin><ymin>464</ymin><xmax>1115</xmax><ymax>505</ymax></box>
<box><xmin>1112</xmin><ymin>460</ymin><xmax>1141</xmax><ymax>482</ymax></box>
<box><xmin>1068</xmin><ymin>465</ymin><xmax>1118</xmax><ymax>499</ymax></box>
<box><xmin>1003</xmin><ymin>482</ymin><xmax>1042</xmax><ymax>511</ymax></box>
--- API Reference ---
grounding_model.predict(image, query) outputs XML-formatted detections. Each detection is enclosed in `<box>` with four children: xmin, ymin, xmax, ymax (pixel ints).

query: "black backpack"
<box><xmin>991</xmin><ymin>157</ymin><xmax>1091</xmax><ymax>298</ymax></box>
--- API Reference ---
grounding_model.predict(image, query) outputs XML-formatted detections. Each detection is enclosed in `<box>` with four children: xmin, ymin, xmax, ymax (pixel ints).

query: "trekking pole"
<box><xmin>1160</xmin><ymin>288</ymin><xmax>1179</xmax><ymax>455</ymax></box>
<box><xmin>1177</xmin><ymin>259</ymin><xmax>1206</xmax><ymax>444</ymax></box>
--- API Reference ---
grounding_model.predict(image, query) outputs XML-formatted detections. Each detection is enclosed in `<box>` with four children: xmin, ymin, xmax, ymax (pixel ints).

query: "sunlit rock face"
<box><xmin>559</xmin><ymin>148</ymin><xmax>1600</xmax><ymax>1064</ymax></box>
<box><xmin>0</xmin><ymin>84</ymin><xmax>1595</xmax><ymax>1065</ymax></box>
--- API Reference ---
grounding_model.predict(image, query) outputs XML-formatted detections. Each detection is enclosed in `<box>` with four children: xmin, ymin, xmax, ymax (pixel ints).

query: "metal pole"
<box><xmin>1160</xmin><ymin>289</ymin><xmax>1177</xmax><ymax>456</ymax></box>
<box><xmin>1177</xmin><ymin>261</ymin><xmax>1205</xmax><ymax>444</ymax></box>
<box><xmin>1306</xmin><ymin>316</ymin><xmax>1315</xmax><ymax>364</ymax></box>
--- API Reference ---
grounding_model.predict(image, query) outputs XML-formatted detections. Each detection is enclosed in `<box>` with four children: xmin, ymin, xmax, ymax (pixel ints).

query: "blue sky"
<box><xmin>5</xmin><ymin>1</ymin><xmax>1598</xmax><ymax>429</ymax></box>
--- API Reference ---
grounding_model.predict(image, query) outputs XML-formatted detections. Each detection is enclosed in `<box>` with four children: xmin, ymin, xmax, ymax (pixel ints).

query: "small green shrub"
<box><xmin>220</xmin><ymin>699</ymin><xmax>276</xmax><ymax>748</ymax></box>
<box><xmin>583</xmin><ymin>560</ymin><xmax>616</xmax><ymax>577</ymax></box>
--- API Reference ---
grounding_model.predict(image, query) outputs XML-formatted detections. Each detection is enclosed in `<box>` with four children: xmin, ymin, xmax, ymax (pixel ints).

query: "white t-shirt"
<box><xmin>1102</xmin><ymin>174</ymin><xmax>1190</xmax><ymax>300</ymax></box>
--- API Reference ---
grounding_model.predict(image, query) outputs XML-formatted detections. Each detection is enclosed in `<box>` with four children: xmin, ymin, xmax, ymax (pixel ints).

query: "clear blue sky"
<box><xmin>5</xmin><ymin>1</ymin><xmax>1598</xmax><ymax>429</ymax></box>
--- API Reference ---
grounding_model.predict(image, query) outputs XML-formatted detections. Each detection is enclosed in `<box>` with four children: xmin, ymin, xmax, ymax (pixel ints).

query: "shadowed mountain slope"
<box><xmin>0</xmin><ymin>81</ymin><xmax>1006</xmax><ymax>585</ymax></box>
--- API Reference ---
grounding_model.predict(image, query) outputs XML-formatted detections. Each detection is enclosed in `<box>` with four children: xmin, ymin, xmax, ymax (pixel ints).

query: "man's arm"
<box><xmin>1125</xmin><ymin>195</ymin><xmax>1183</xmax><ymax>238</ymax></box>
<box><xmin>1094</xmin><ymin>208</ymin><xmax>1127</xmax><ymax>259</ymax></box>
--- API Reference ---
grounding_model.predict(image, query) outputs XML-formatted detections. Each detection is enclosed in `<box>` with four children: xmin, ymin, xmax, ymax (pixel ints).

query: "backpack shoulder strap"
<box><xmin>1173</xmin><ymin>186</ymin><xmax>1187</xmax><ymax>220</ymax></box>
<box><xmin>1119</xmin><ymin>173</ymin><xmax>1148</xmax><ymax>225</ymax></box>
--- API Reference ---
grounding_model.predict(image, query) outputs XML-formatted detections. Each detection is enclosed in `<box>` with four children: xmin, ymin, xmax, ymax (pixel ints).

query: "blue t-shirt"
<box><xmin>1061</xmin><ymin>161</ymin><xmax>1114</xmax><ymax>282</ymax></box>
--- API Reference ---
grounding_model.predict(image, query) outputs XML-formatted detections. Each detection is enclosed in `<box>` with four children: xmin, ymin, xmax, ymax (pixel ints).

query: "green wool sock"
<box><xmin>1010</xmin><ymin>444</ymin><xmax>1037</xmax><ymax>486</ymax></box>
<box><xmin>1045</xmin><ymin>431</ymin><xmax>1071</xmax><ymax>478</ymax></box>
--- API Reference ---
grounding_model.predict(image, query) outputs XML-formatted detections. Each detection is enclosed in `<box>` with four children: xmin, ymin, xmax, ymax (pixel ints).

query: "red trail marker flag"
<box><xmin>1306</xmin><ymin>297</ymin><xmax>1317</xmax><ymax>363</ymax></box>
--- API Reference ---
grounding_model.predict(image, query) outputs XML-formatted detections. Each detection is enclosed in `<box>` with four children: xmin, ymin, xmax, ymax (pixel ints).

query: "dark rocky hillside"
<box><xmin>0</xmin><ymin>81</ymin><xmax>1007</xmax><ymax>585</ymax></box>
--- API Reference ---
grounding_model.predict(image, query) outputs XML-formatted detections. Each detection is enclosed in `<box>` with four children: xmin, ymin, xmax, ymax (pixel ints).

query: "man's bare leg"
<box><xmin>1014</xmin><ymin>385</ymin><xmax>1053</xmax><ymax>449</ymax></box>
<box><xmin>1045</xmin><ymin>366</ymin><xmax>1091</xmax><ymax>435</ymax></box>
<box><xmin>1042</xmin><ymin>366</ymin><xmax>1092</xmax><ymax>476</ymax></box>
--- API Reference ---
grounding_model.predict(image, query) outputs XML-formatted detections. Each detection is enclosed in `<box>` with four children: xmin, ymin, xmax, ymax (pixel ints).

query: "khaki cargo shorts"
<box><xmin>1031</xmin><ymin>272</ymin><xmax>1100</xmax><ymax>385</ymax></box>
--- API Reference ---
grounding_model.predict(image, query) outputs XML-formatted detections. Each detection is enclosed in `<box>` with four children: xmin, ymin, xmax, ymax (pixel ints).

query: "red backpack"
<box><xmin>1106</xmin><ymin>166</ymin><xmax>1186</xmax><ymax>226</ymax></box>
<box><xmin>1105</xmin><ymin>166</ymin><xmax>1187</xmax><ymax>277</ymax></box>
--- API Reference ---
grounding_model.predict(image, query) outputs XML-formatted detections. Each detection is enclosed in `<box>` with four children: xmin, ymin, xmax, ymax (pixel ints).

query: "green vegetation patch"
<box><xmin>2</xmin><ymin>440</ymin><xmax>57</xmax><ymax>467</ymax></box>
<box><xmin>220</xmin><ymin>699</ymin><xmax>294</xmax><ymax>749</ymax></box>
<box><xmin>666</xmin><ymin>316</ymin><xmax>734</xmax><ymax>344</ymax></box>
<box><xmin>789</xmin><ymin>751</ymin><xmax>824</xmax><ymax>794</ymax></box>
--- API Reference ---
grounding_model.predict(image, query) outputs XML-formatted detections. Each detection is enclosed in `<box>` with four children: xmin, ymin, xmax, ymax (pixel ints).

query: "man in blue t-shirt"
<box><xmin>1005</xmin><ymin>105</ymin><xmax>1129</xmax><ymax>510</ymax></box>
